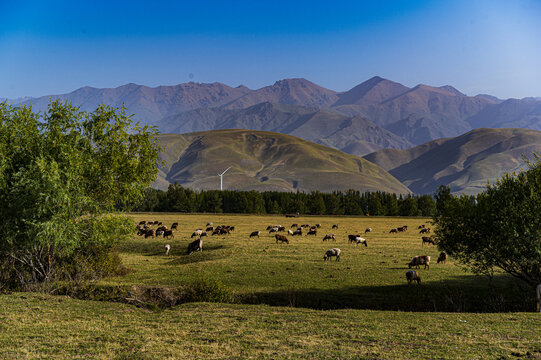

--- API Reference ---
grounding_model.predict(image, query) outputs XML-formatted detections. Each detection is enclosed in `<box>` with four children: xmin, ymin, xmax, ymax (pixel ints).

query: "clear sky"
<box><xmin>1</xmin><ymin>0</ymin><xmax>540</xmax><ymax>99</ymax></box>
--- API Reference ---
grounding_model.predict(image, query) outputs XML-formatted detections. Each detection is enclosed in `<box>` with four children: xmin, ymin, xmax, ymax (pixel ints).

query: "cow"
<box><xmin>275</xmin><ymin>234</ymin><xmax>289</xmax><ymax>244</ymax></box>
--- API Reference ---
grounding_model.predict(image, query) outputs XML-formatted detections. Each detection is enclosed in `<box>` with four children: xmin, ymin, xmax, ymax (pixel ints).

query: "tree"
<box><xmin>433</xmin><ymin>160</ymin><xmax>541</xmax><ymax>287</ymax></box>
<box><xmin>0</xmin><ymin>101</ymin><xmax>161</xmax><ymax>288</ymax></box>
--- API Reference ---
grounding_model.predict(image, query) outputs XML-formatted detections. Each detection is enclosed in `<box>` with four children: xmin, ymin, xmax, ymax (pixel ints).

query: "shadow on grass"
<box><xmin>248</xmin><ymin>274</ymin><xmax>536</xmax><ymax>312</ymax></box>
<box><xmin>165</xmin><ymin>245</ymin><xmax>227</xmax><ymax>265</ymax></box>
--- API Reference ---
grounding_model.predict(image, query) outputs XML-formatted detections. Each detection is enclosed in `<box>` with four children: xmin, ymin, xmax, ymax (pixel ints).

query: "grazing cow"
<box><xmin>322</xmin><ymin>234</ymin><xmax>336</xmax><ymax>241</ymax></box>
<box><xmin>288</xmin><ymin>229</ymin><xmax>294</xmax><ymax>235</ymax></box>
<box><xmin>418</xmin><ymin>224</ymin><xmax>425</xmax><ymax>229</ymax></box>
<box><xmin>409</xmin><ymin>255</ymin><xmax>431</xmax><ymax>270</ymax></box>
<box><xmin>437</xmin><ymin>251</ymin><xmax>448</xmax><ymax>264</ymax></box>
<box><xmin>229</xmin><ymin>226</ymin><xmax>235</xmax><ymax>232</ymax></box>
<box><xmin>292</xmin><ymin>229</ymin><xmax>303</xmax><ymax>236</ymax></box>
<box><xmin>389</xmin><ymin>228</ymin><xmax>398</xmax><ymax>234</ymax></box>
<box><xmin>171</xmin><ymin>223</ymin><xmax>178</xmax><ymax>230</ymax></box>
<box><xmin>307</xmin><ymin>229</ymin><xmax>317</xmax><ymax>236</ymax></box>
<box><xmin>291</xmin><ymin>223</ymin><xmax>298</xmax><ymax>228</ymax></box>
<box><xmin>206</xmin><ymin>222</ymin><xmax>213</xmax><ymax>226</ymax></box>
<box><xmin>164</xmin><ymin>230</ymin><xmax>174</xmax><ymax>239</ymax></box>
<box><xmin>164</xmin><ymin>244</ymin><xmax>171</xmax><ymax>256</ymax></box>
<box><xmin>156</xmin><ymin>229</ymin><xmax>165</xmax><ymax>238</ymax></box>
<box><xmin>187</xmin><ymin>239</ymin><xmax>203</xmax><ymax>255</ymax></box>
<box><xmin>275</xmin><ymin>234</ymin><xmax>289</xmax><ymax>244</ymax></box>
<box><xmin>278</xmin><ymin>226</ymin><xmax>286</xmax><ymax>232</ymax></box>
<box><xmin>419</xmin><ymin>228</ymin><xmax>431</xmax><ymax>234</ymax></box>
<box><xmin>406</xmin><ymin>270</ymin><xmax>421</xmax><ymax>285</ymax></box>
<box><xmin>397</xmin><ymin>226</ymin><xmax>407</xmax><ymax>232</ymax></box>
<box><xmin>365</xmin><ymin>227</ymin><xmax>372</xmax><ymax>233</ymax></box>
<box><xmin>206</xmin><ymin>226</ymin><xmax>214</xmax><ymax>232</ymax></box>
<box><xmin>269</xmin><ymin>227</ymin><xmax>279</xmax><ymax>234</ymax></box>
<box><xmin>348</xmin><ymin>234</ymin><xmax>361</xmax><ymax>243</ymax></box>
<box><xmin>249</xmin><ymin>231</ymin><xmax>260</xmax><ymax>238</ymax></box>
<box><xmin>332</xmin><ymin>224</ymin><xmax>338</xmax><ymax>229</ymax></box>
<box><xmin>352</xmin><ymin>236</ymin><xmax>367</xmax><ymax>247</ymax></box>
<box><xmin>138</xmin><ymin>221</ymin><xmax>146</xmax><ymax>225</ymax></box>
<box><xmin>422</xmin><ymin>237</ymin><xmax>435</xmax><ymax>246</ymax></box>
<box><xmin>315</xmin><ymin>224</ymin><xmax>321</xmax><ymax>228</ymax></box>
<box><xmin>144</xmin><ymin>229</ymin><xmax>155</xmax><ymax>239</ymax></box>
<box><xmin>324</xmin><ymin>248</ymin><xmax>341</xmax><ymax>261</ymax></box>
<box><xmin>191</xmin><ymin>229</ymin><xmax>203</xmax><ymax>238</ymax></box>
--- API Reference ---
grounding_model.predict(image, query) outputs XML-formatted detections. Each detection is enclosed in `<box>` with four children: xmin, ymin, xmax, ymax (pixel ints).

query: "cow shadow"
<box><xmin>248</xmin><ymin>274</ymin><xmax>535</xmax><ymax>312</ymax></box>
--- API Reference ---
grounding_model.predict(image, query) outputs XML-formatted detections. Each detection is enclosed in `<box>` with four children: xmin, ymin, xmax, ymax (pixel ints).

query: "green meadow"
<box><xmin>1</xmin><ymin>213</ymin><xmax>539</xmax><ymax>359</ymax></box>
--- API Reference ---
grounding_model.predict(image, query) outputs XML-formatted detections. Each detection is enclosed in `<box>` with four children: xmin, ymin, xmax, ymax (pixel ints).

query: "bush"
<box><xmin>0</xmin><ymin>101</ymin><xmax>160</xmax><ymax>289</ymax></box>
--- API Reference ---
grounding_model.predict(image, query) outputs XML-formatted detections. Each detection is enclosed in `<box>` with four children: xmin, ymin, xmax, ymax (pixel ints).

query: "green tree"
<box><xmin>433</xmin><ymin>160</ymin><xmax>541</xmax><ymax>287</ymax></box>
<box><xmin>0</xmin><ymin>101</ymin><xmax>161</xmax><ymax>287</ymax></box>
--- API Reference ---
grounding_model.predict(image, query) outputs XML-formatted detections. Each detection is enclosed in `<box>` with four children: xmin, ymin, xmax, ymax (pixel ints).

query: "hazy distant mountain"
<box><xmin>11</xmin><ymin>76</ymin><xmax>541</xmax><ymax>148</ymax></box>
<box><xmin>155</xmin><ymin>129</ymin><xmax>411</xmax><ymax>194</ymax></box>
<box><xmin>332</xmin><ymin>76</ymin><xmax>409</xmax><ymax>106</ymax></box>
<box><xmin>364</xmin><ymin>128</ymin><xmax>541</xmax><ymax>195</ymax></box>
<box><xmin>466</xmin><ymin>98</ymin><xmax>541</xmax><ymax>130</ymax></box>
<box><xmin>157</xmin><ymin>102</ymin><xmax>413</xmax><ymax>156</ymax></box>
<box><xmin>20</xmin><ymin>82</ymin><xmax>251</xmax><ymax>124</ymax></box>
<box><xmin>222</xmin><ymin>78</ymin><xmax>339</xmax><ymax>110</ymax></box>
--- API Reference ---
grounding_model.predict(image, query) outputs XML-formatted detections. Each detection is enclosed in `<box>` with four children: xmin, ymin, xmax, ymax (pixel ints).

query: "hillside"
<box><xmin>364</xmin><ymin>128</ymin><xmax>541</xmax><ymax>194</ymax></box>
<box><xmin>156</xmin><ymin>129</ymin><xmax>410</xmax><ymax>194</ymax></box>
<box><xmin>157</xmin><ymin>102</ymin><xmax>413</xmax><ymax>156</ymax></box>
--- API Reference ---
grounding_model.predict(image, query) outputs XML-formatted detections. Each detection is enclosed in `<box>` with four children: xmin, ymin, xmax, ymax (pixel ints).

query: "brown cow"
<box><xmin>409</xmin><ymin>255</ymin><xmax>431</xmax><ymax>270</ymax></box>
<box><xmin>275</xmin><ymin>234</ymin><xmax>289</xmax><ymax>244</ymax></box>
<box><xmin>322</xmin><ymin>234</ymin><xmax>336</xmax><ymax>241</ymax></box>
<box><xmin>422</xmin><ymin>236</ymin><xmax>435</xmax><ymax>246</ymax></box>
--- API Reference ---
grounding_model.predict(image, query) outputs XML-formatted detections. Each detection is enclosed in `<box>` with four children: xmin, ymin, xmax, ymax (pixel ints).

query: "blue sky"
<box><xmin>1</xmin><ymin>0</ymin><xmax>540</xmax><ymax>99</ymax></box>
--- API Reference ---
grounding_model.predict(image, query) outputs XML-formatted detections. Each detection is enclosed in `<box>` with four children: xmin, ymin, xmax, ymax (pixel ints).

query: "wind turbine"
<box><xmin>218</xmin><ymin>166</ymin><xmax>231</xmax><ymax>191</ymax></box>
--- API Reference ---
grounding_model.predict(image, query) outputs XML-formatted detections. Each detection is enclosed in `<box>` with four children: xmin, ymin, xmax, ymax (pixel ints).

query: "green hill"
<box><xmin>364</xmin><ymin>128</ymin><xmax>541</xmax><ymax>194</ymax></box>
<box><xmin>156</xmin><ymin>129</ymin><xmax>410</xmax><ymax>194</ymax></box>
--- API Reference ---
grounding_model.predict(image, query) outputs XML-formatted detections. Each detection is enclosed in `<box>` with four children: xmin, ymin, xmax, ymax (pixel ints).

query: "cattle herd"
<box><xmin>135</xmin><ymin>219</ymin><xmax>446</xmax><ymax>285</ymax></box>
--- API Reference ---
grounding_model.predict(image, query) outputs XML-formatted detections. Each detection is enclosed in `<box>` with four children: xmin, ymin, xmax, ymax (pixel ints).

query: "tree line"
<box><xmin>135</xmin><ymin>183</ymin><xmax>437</xmax><ymax>216</ymax></box>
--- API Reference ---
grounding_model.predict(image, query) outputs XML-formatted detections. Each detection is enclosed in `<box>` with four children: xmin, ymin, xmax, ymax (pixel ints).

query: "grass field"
<box><xmin>1</xmin><ymin>213</ymin><xmax>540</xmax><ymax>359</ymax></box>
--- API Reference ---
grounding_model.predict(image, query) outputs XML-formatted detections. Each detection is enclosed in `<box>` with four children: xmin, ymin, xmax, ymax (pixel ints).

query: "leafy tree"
<box><xmin>433</xmin><ymin>160</ymin><xmax>541</xmax><ymax>287</ymax></box>
<box><xmin>0</xmin><ymin>101</ymin><xmax>161</xmax><ymax>287</ymax></box>
<box><xmin>417</xmin><ymin>195</ymin><xmax>436</xmax><ymax>217</ymax></box>
<box><xmin>308</xmin><ymin>191</ymin><xmax>326</xmax><ymax>214</ymax></box>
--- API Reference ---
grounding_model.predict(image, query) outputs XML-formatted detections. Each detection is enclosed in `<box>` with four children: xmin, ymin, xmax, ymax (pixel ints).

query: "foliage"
<box><xmin>0</xmin><ymin>101</ymin><xmax>161</xmax><ymax>288</ymax></box>
<box><xmin>135</xmin><ymin>185</ymin><xmax>437</xmax><ymax>216</ymax></box>
<box><xmin>433</xmin><ymin>160</ymin><xmax>541</xmax><ymax>287</ymax></box>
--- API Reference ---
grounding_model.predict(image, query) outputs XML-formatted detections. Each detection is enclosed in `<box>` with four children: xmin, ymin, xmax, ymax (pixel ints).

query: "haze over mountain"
<box><xmin>155</xmin><ymin>129</ymin><xmax>411</xmax><ymax>194</ymax></box>
<box><xmin>17</xmin><ymin>82</ymin><xmax>251</xmax><ymax>124</ymax></box>
<box><xmin>14</xmin><ymin>76</ymin><xmax>541</xmax><ymax>151</ymax></box>
<box><xmin>157</xmin><ymin>102</ymin><xmax>413</xmax><ymax>156</ymax></box>
<box><xmin>363</xmin><ymin>128</ymin><xmax>541</xmax><ymax>195</ymax></box>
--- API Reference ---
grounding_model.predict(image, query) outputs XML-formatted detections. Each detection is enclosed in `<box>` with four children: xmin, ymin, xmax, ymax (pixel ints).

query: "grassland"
<box><xmin>1</xmin><ymin>213</ymin><xmax>540</xmax><ymax>359</ymax></box>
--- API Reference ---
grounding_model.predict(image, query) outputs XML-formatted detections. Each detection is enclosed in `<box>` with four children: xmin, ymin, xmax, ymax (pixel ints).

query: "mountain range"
<box><xmin>6</xmin><ymin>76</ymin><xmax>541</xmax><ymax>194</ymax></box>
<box><xmin>14</xmin><ymin>76</ymin><xmax>541</xmax><ymax>151</ymax></box>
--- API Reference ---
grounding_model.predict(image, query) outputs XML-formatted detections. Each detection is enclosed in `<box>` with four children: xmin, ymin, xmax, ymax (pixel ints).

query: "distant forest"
<box><xmin>134</xmin><ymin>184</ymin><xmax>436</xmax><ymax>216</ymax></box>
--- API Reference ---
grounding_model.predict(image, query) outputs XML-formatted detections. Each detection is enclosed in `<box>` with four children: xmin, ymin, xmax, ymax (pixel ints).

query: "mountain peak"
<box><xmin>439</xmin><ymin>85</ymin><xmax>465</xmax><ymax>96</ymax></box>
<box><xmin>333</xmin><ymin>76</ymin><xmax>410</xmax><ymax>106</ymax></box>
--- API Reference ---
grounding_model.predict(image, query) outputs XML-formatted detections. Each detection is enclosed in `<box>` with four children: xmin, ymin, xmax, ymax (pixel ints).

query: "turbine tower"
<box><xmin>218</xmin><ymin>166</ymin><xmax>231</xmax><ymax>191</ymax></box>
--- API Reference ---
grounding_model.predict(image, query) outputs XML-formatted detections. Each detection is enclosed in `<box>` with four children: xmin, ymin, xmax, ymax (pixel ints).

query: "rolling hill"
<box><xmin>155</xmin><ymin>129</ymin><xmax>411</xmax><ymax>194</ymax></box>
<box><xmin>363</xmin><ymin>128</ymin><xmax>541</xmax><ymax>195</ymax></box>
